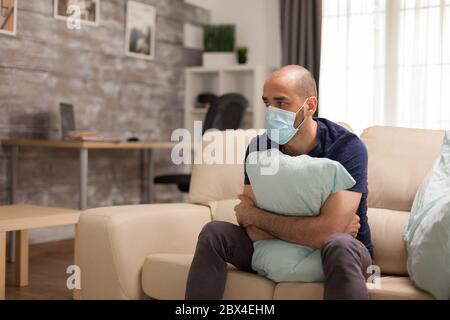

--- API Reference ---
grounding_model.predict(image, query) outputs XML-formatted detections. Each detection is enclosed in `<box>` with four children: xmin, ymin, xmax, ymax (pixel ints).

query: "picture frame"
<box><xmin>54</xmin><ymin>0</ymin><xmax>100</xmax><ymax>27</ymax></box>
<box><xmin>125</xmin><ymin>1</ymin><xmax>156</xmax><ymax>60</ymax></box>
<box><xmin>0</xmin><ymin>0</ymin><xmax>18</xmax><ymax>36</ymax></box>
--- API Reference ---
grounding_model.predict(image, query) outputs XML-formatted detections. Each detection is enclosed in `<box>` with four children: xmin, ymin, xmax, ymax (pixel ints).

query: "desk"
<box><xmin>1</xmin><ymin>139</ymin><xmax>180</xmax><ymax>210</ymax></box>
<box><xmin>1</xmin><ymin>139</ymin><xmax>184</xmax><ymax>263</ymax></box>
<box><xmin>0</xmin><ymin>205</ymin><xmax>80</xmax><ymax>300</ymax></box>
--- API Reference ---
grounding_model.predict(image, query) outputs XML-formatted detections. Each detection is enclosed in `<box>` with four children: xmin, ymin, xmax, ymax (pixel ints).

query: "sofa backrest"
<box><xmin>189</xmin><ymin>126</ymin><xmax>445</xmax><ymax>212</ymax></box>
<box><xmin>189</xmin><ymin>129</ymin><xmax>260</xmax><ymax>205</ymax></box>
<box><xmin>189</xmin><ymin>123</ymin><xmax>352</xmax><ymax>204</ymax></box>
<box><xmin>361</xmin><ymin>126</ymin><xmax>444</xmax><ymax>212</ymax></box>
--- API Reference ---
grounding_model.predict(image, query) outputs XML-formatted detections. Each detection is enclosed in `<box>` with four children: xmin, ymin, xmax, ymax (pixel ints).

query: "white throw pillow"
<box><xmin>405</xmin><ymin>131</ymin><xmax>450</xmax><ymax>300</ymax></box>
<box><xmin>246</xmin><ymin>149</ymin><xmax>356</xmax><ymax>282</ymax></box>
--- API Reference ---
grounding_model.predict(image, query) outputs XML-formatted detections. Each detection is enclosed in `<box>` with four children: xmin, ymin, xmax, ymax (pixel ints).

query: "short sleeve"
<box><xmin>244</xmin><ymin>145</ymin><xmax>251</xmax><ymax>185</ymax></box>
<box><xmin>243</xmin><ymin>134</ymin><xmax>276</xmax><ymax>186</ymax></box>
<box><xmin>332</xmin><ymin>137</ymin><xmax>368</xmax><ymax>195</ymax></box>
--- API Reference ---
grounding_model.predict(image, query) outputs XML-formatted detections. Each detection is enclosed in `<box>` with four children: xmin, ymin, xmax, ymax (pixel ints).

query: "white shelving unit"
<box><xmin>184</xmin><ymin>65</ymin><xmax>274</xmax><ymax>134</ymax></box>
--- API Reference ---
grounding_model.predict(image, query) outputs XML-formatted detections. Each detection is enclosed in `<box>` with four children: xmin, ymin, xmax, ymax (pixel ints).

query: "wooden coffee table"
<box><xmin>0</xmin><ymin>205</ymin><xmax>80</xmax><ymax>300</ymax></box>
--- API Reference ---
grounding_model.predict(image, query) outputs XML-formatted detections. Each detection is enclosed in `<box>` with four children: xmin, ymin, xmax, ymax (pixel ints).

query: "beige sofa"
<box><xmin>77</xmin><ymin>125</ymin><xmax>445</xmax><ymax>300</ymax></box>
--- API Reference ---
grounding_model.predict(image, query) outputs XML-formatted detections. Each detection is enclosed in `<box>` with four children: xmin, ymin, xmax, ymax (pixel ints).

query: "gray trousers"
<box><xmin>185</xmin><ymin>221</ymin><xmax>373</xmax><ymax>300</ymax></box>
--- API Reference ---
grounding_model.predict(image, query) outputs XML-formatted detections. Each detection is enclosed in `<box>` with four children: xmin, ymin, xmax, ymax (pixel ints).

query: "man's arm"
<box><xmin>241</xmin><ymin>185</ymin><xmax>275</xmax><ymax>241</ymax></box>
<box><xmin>236</xmin><ymin>189</ymin><xmax>362</xmax><ymax>248</ymax></box>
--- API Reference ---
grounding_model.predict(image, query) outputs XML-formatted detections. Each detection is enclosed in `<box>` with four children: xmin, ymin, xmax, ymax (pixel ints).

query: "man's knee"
<box><xmin>321</xmin><ymin>234</ymin><xmax>361</xmax><ymax>268</ymax></box>
<box><xmin>198</xmin><ymin>221</ymin><xmax>237</xmax><ymax>248</ymax></box>
<box><xmin>323</xmin><ymin>233</ymin><xmax>357</xmax><ymax>252</ymax></box>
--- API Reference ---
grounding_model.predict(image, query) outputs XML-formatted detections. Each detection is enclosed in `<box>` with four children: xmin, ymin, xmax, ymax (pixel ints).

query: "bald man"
<box><xmin>185</xmin><ymin>65</ymin><xmax>373</xmax><ymax>300</ymax></box>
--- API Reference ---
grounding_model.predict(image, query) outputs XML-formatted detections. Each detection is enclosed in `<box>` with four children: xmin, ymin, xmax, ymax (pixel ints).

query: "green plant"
<box><xmin>237</xmin><ymin>46</ymin><xmax>248</xmax><ymax>64</ymax></box>
<box><xmin>203</xmin><ymin>24</ymin><xmax>235</xmax><ymax>52</ymax></box>
<box><xmin>237</xmin><ymin>46</ymin><xmax>248</xmax><ymax>55</ymax></box>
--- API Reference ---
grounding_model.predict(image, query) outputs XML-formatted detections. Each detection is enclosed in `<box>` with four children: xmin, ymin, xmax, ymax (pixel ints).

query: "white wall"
<box><xmin>186</xmin><ymin>0</ymin><xmax>282</xmax><ymax>68</ymax></box>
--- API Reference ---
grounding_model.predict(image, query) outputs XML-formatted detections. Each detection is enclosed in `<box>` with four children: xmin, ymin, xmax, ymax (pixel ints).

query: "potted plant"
<box><xmin>236</xmin><ymin>46</ymin><xmax>248</xmax><ymax>64</ymax></box>
<box><xmin>202</xmin><ymin>24</ymin><xmax>236</xmax><ymax>67</ymax></box>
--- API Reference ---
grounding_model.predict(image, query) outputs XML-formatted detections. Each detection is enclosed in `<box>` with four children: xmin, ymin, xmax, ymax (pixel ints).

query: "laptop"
<box><xmin>59</xmin><ymin>103</ymin><xmax>121</xmax><ymax>142</ymax></box>
<box><xmin>60</xmin><ymin>103</ymin><xmax>76</xmax><ymax>138</ymax></box>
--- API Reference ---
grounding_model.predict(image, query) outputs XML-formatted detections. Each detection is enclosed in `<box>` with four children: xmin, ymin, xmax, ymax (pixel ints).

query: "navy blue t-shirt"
<box><xmin>244</xmin><ymin>118</ymin><xmax>373</xmax><ymax>256</ymax></box>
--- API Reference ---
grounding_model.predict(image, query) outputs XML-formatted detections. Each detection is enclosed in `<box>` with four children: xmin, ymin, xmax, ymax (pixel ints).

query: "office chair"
<box><xmin>154</xmin><ymin>93</ymin><xmax>249</xmax><ymax>193</ymax></box>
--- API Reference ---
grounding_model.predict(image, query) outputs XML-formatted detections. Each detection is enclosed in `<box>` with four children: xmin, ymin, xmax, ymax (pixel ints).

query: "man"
<box><xmin>185</xmin><ymin>65</ymin><xmax>373</xmax><ymax>300</ymax></box>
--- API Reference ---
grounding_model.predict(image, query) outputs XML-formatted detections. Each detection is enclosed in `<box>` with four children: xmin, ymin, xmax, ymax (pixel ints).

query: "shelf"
<box><xmin>185</xmin><ymin>65</ymin><xmax>272</xmax><ymax>132</ymax></box>
<box><xmin>187</xmin><ymin>69</ymin><xmax>220</xmax><ymax>75</ymax></box>
<box><xmin>186</xmin><ymin>65</ymin><xmax>263</xmax><ymax>74</ymax></box>
<box><xmin>190</xmin><ymin>108</ymin><xmax>254</xmax><ymax>114</ymax></box>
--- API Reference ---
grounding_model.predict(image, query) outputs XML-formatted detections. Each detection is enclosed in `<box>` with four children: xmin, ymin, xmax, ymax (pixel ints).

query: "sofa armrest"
<box><xmin>76</xmin><ymin>203</ymin><xmax>211</xmax><ymax>300</ymax></box>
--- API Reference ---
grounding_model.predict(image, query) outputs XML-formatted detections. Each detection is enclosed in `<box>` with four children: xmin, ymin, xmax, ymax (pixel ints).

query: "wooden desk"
<box><xmin>1</xmin><ymin>139</ymin><xmax>180</xmax><ymax>210</ymax></box>
<box><xmin>1</xmin><ymin>139</ymin><xmax>187</xmax><ymax>264</ymax></box>
<box><xmin>0</xmin><ymin>205</ymin><xmax>80</xmax><ymax>300</ymax></box>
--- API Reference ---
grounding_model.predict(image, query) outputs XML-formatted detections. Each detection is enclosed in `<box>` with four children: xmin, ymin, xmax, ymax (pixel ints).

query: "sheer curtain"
<box><xmin>319</xmin><ymin>0</ymin><xmax>450</xmax><ymax>134</ymax></box>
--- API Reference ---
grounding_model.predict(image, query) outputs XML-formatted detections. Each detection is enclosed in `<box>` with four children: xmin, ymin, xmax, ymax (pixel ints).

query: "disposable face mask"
<box><xmin>264</xmin><ymin>98</ymin><xmax>309</xmax><ymax>145</ymax></box>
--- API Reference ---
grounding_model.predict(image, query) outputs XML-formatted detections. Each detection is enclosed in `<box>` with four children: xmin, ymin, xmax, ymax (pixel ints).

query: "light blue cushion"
<box><xmin>404</xmin><ymin>131</ymin><xmax>450</xmax><ymax>300</ymax></box>
<box><xmin>246</xmin><ymin>148</ymin><xmax>356</xmax><ymax>283</ymax></box>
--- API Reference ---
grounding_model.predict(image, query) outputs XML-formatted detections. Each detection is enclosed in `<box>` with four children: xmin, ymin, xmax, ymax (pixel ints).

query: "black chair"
<box><xmin>154</xmin><ymin>93</ymin><xmax>249</xmax><ymax>193</ymax></box>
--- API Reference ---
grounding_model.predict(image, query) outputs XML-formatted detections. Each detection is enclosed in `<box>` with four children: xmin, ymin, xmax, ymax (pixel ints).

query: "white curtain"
<box><xmin>319</xmin><ymin>0</ymin><xmax>450</xmax><ymax>134</ymax></box>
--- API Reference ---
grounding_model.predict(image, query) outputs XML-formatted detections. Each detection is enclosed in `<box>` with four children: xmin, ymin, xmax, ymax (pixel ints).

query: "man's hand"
<box><xmin>237</xmin><ymin>186</ymin><xmax>276</xmax><ymax>242</ymax></box>
<box><xmin>240</xmin><ymin>190</ymin><xmax>362</xmax><ymax>248</ymax></box>
<box><xmin>345</xmin><ymin>214</ymin><xmax>361</xmax><ymax>238</ymax></box>
<box><xmin>234</xmin><ymin>194</ymin><xmax>257</xmax><ymax>228</ymax></box>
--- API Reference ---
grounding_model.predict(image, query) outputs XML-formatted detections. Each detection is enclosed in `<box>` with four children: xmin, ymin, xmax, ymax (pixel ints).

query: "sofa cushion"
<box><xmin>405</xmin><ymin>131</ymin><xmax>450</xmax><ymax>300</ymax></box>
<box><xmin>273</xmin><ymin>283</ymin><xmax>324</xmax><ymax>300</ymax></box>
<box><xmin>189</xmin><ymin>130</ymin><xmax>261</xmax><ymax>205</ymax></box>
<box><xmin>246</xmin><ymin>149</ymin><xmax>356</xmax><ymax>216</ymax></box>
<box><xmin>367</xmin><ymin>208</ymin><xmax>410</xmax><ymax>275</ymax></box>
<box><xmin>141</xmin><ymin>254</ymin><xmax>432</xmax><ymax>300</ymax></box>
<box><xmin>246</xmin><ymin>149</ymin><xmax>357</xmax><ymax>282</ymax></box>
<box><xmin>142</xmin><ymin>254</ymin><xmax>193</xmax><ymax>300</ymax></box>
<box><xmin>361</xmin><ymin>126</ymin><xmax>444</xmax><ymax>212</ymax></box>
<box><xmin>208</xmin><ymin>199</ymin><xmax>240</xmax><ymax>225</ymax></box>
<box><xmin>273</xmin><ymin>277</ymin><xmax>432</xmax><ymax>300</ymax></box>
<box><xmin>142</xmin><ymin>253</ymin><xmax>275</xmax><ymax>300</ymax></box>
<box><xmin>369</xmin><ymin>276</ymin><xmax>432</xmax><ymax>300</ymax></box>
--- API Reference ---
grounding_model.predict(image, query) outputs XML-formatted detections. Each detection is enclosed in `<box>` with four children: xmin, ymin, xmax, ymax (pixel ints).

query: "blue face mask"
<box><xmin>264</xmin><ymin>98</ymin><xmax>309</xmax><ymax>145</ymax></box>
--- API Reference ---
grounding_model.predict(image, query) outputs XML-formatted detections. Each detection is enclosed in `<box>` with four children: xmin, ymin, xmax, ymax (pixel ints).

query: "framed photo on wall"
<box><xmin>0</xmin><ymin>0</ymin><xmax>17</xmax><ymax>36</ymax></box>
<box><xmin>125</xmin><ymin>1</ymin><xmax>156</xmax><ymax>60</ymax></box>
<box><xmin>54</xmin><ymin>0</ymin><xmax>100</xmax><ymax>26</ymax></box>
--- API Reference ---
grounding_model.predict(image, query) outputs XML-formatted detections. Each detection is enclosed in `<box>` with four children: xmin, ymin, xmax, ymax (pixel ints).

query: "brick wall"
<box><xmin>0</xmin><ymin>0</ymin><xmax>209</xmax><ymax>243</ymax></box>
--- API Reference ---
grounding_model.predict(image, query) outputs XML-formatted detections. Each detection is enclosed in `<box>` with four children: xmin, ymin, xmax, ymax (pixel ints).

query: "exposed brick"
<box><xmin>0</xmin><ymin>0</ymin><xmax>208</xmax><ymax>242</ymax></box>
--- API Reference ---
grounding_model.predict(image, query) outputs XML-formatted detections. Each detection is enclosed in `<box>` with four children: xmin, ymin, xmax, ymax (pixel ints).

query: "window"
<box><xmin>320</xmin><ymin>0</ymin><xmax>450</xmax><ymax>134</ymax></box>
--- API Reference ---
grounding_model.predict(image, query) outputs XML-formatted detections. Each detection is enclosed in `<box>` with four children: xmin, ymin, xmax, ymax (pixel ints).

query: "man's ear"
<box><xmin>306</xmin><ymin>96</ymin><xmax>318</xmax><ymax>116</ymax></box>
